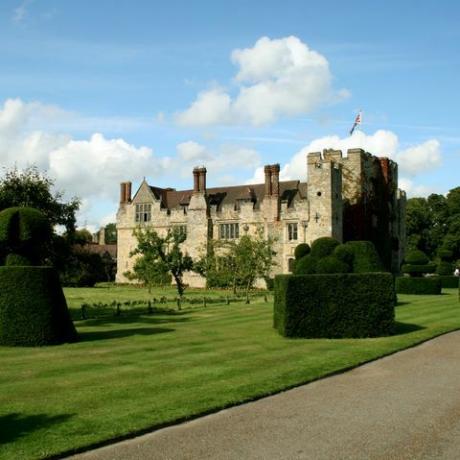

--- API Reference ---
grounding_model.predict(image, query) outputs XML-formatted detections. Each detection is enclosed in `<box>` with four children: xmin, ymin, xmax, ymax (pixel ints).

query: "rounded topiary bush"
<box><xmin>294</xmin><ymin>243</ymin><xmax>311</xmax><ymax>260</ymax></box>
<box><xmin>316</xmin><ymin>256</ymin><xmax>350</xmax><ymax>274</ymax></box>
<box><xmin>0</xmin><ymin>266</ymin><xmax>77</xmax><ymax>346</ymax></box>
<box><xmin>404</xmin><ymin>249</ymin><xmax>429</xmax><ymax>266</ymax></box>
<box><xmin>345</xmin><ymin>241</ymin><xmax>383</xmax><ymax>273</ymax></box>
<box><xmin>294</xmin><ymin>255</ymin><xmax>318</xmax><ymax>275</ymax></box>
<box><xmin>310</xmin><ymin>237</ymin><xmax>340</xmax><ymax>259</ymax></box>
<box><xmin>0</xmin><ymin>207</ymin><xmax>52</xmax><ymax>265</ymax></box>
<box><xmin>333</xmin><ymin>244</ymin><xmax>355</xmax><ymax>266</ymax></box>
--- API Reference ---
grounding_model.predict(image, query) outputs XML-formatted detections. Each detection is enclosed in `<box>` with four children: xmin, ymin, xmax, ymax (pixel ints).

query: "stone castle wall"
<box><xmin>116</xmin><ymin>149</ymin><xmax>406</xmax><ymax>286</ymax></box>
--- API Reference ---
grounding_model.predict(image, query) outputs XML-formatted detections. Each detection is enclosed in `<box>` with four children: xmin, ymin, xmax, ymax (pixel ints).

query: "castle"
<box><xmin>116</xmin><ymin>148</ymin><xmax>406</xmax><ymax>286</ymax></box>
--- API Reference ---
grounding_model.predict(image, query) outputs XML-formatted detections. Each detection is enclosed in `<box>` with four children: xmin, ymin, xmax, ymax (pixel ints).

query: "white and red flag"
<box><xmin>349</xmin><ymin>111</ymin><xmax>362</xmax><ymax>135</ymax></box>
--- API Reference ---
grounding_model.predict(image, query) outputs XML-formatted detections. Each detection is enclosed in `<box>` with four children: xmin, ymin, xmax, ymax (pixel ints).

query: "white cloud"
<box><xmin>176</xmin><ymin>36</ymin><xmax>348</xmax><ymax>126</ymax></box>
<box><xmin>246</xmin><ymin>129</ymin><xmax>442</xmax><ymax>186</ymax></box>
<box><xmin>0</xmin><ymin>98</ymin><xmax>167</xmax><ymax>227</ymax></box>
<box><xmin>398</xmin><ymin>178</ymin><xmax>441</xmax><ymax>197</ymax></box>
<box><xmin>175</xmin><ymin>141</ymin><xmax>260</xmax><ymax>180</ymax></box>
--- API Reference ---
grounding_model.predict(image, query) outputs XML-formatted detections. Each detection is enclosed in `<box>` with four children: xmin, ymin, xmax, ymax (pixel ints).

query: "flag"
<box><xmin>349</xmin><ymin>111</ymin><xmax>362</xmax><ymax>135</ymax></box>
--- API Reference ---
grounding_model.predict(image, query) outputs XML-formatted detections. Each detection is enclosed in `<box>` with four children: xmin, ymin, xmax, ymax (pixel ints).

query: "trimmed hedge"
<box><xmin>401</xmin><ymin>263</ymin><xmax>437</xmax><ymax>276</ymax></box>
<box><xmin>395</xmin><ymin>276</ymin><xmax>442</xmax><ymax>295</ymax></box>
<box><xmin>274</xmin><ymin>273</ymin><xmax>395</xmax><ymax>338</ymax></box>
<box><xmin>438</xmin><ymin>276</ymin><xmax>460</xmax><ymax>289</ymax></box>
<box><xmin>294</xmin><ymin>243</ymin><xmax>311</xmax><ymax>260</ymax></box>
<box><xmin>0</xmin><ymin>266</ymin><xmax>78</xmax><ymax>346</ymax></box>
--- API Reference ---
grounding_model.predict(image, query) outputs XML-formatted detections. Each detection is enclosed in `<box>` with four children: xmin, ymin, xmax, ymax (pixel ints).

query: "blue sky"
<box><xmin>0</xmin><ymin>0</ymin><xmax>459</xmax><ymax>229</ymax></box>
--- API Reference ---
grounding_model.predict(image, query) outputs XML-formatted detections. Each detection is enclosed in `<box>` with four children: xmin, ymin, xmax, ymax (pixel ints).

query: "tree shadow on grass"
<box><xmin>396</xmin><ymin>301</ymin><xmax>410</xmax><ymax>307</ymax></box>
<box><xmin>78</xmin><ymin>315</ymin><xmax>191</xmax><ymax>327</ymax></box>
<box><xmin>392</xmin><ymin>321</ymin><xmax>425</xmax><ymax>335</ymax></box>
<box><xmin>0</xmin><ymin>412</ymin><xmax>73</xmax><ymax>445</ymax></box>
<box><xmin>78</xmin><ymin>327</ymin><xmax>175</xmax><ymax>342</ymax></box>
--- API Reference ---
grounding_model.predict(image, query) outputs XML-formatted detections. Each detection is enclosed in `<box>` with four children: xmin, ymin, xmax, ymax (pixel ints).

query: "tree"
<box><xmin>0</xmin><ymin>166</ymin><xmax>80</xmax><ymax>234</ymax></box>
<box><xmin>74</xmin><ymin>228</ymin><xmax>93</xmax><ymax>244</ymax></box>
<box><xmin>195</xmin><ymin>228</ymin><xmax>277</xmax><ymax>299</ymax></box>
<box><xmin>104</xmin><ymin>223</ymin><xmax>117</xmax><ymax>244</ymax></box>
<box><xmin>128</xmin><ymin>227</ymin><xmax>193</xmax><ymax>300</ymax></box>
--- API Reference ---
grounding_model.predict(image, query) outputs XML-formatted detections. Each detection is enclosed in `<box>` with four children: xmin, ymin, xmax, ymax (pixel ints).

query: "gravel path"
<box><xmin>70</xmin><ymin>331</ymin><xmax>460</xmax><ymax>460</ymax></box>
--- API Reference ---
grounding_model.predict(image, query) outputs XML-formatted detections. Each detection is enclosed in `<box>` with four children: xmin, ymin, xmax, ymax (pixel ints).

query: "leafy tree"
<box><xmin>104</xmin><ymin>223</ymin><xmax>117</xmax><ymax>244</ymax></box>
<box><xmin>74</xmin><ymin>228</ymin><xmax>93</xmax><ymax>244</ymax></box>
<box><xmin>125</xmin><ymin>254</ymin><xmax>171</xmax><ymax>292</ymax></box>
<box><xmin>128</xmin><ymin>227</ymin><xmax>193</xmax><ymax>300</ymax></box>
<box><xmin>0</xmin><ymin>166</ymin><xmax>79</xmax><ymax>233</ymax></box>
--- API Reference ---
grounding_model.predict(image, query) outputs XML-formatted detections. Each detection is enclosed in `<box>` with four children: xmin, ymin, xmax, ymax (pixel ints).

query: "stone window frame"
<box><xmin>287</xmin><ymin>222</ymin><xmax>298</xmax><ymax>241</ymax></box>
<box><xmin>135</xmin><ymin>203</ymin><xmax>152</xmax><ymax>223</ymax></box>
<box><xmin>219</xmin><ymin>222</ymin><xmax>240</xmax><ymax>240</ymax></box>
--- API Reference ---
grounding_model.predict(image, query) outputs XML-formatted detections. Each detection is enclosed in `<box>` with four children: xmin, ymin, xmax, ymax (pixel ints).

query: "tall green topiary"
<box><xmin>401</xmin><ymin>249</ymin><xmax>436</xmax><ymax>277</ymax></box>
<box><xmin>0</xmin><ymin>207</ymin><xmax>52</xmax><ymax>265</ymax></box>
<box><xmin>0</xmin><ymin>207</ymin><xmax>77</xmax><ymax>346</ymax></box>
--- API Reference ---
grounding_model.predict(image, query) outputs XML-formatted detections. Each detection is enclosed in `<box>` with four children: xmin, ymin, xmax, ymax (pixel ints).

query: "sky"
<box><xmin>0</xmin><ymin>0</ymin><xmax>459</xmax><ymax>231</ymax></box>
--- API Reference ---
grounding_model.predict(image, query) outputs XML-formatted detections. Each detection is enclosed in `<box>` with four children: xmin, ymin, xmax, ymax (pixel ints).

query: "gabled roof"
<box><xmin>145</xmin><ymin>180</ymin><xmax>307</xmax><ymax>210</ymax></box>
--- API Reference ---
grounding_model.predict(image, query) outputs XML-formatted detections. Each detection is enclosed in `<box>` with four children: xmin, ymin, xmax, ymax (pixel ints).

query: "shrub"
<box><xmin>0</xmin><ymin>207</ymin><xmax>52</xmax><ymax>265</ymax></box>
<box><xmin>274</xmin><ymin>273</ymin><xmax>395</xmax><ymax>338</ymax></box>
<box><xmin>333</xmin><ymin>244</ymin><xmax>354</xmax><ymax>265</ymax></box>
<box><xmin>404</xmin><ymin>249</ymin><xmax>429</xmax><ymax>266</ymax></box>
<box><xmin>310</xmin><ymin>237</ymin><xmax>340</xmax><ymax>259</ymax></box>
<box><xmin>316</xmin><ymin>256</ymin><xmax>350</xmax><ymax>274</ymax></box>
<box><xmin>437</xmin><ymin>276</ymin><xmax>460</xmax><ymax>289</ymax></box>
<box><xmin>294</xmin><ymin>243</ymin><xmax>311</xmax><ymax>260</ymax></box>
<box><xmin>293</xmin><ymin>255</ymin><xmax>318</xmax><ymax>275</ymax></box>
<box><xmin>395</xmin><ymin>277</ymin><xmax>442</xmax><ymax>295</ymax></box>
<box><xmin>401</xmin><ymin>263</ymin><xmax>437</xmax><ymax>277</ymax></box>
<box><xmin>438</xmin><ymin>249</ymin><xmax>454</xmax><ymax>262</ymax></box>
<box><xmin>436</xmin><ymin>261</ymin><xmax>453</xmax><ymax>276</ymax></box>
<box><xmin>345</xmin><ymin>241</ymin><xmax>383</xmax><ymax>273</ymax></box>
<box><xmin>5</xmin><ymin>253</ymin><xmax>30</xmax><ymax>266</ymax></box>
<box><xmin>0</xmin><ymin>266</ymin><xmax>78</xmax><ymax>346</ymax></box>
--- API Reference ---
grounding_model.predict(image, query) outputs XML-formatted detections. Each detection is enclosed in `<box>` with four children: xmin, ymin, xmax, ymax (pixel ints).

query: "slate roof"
<box><xmin>149</xmin><ymin>180</ymin><xmax>307</xmax><ymax>211</ymax></box>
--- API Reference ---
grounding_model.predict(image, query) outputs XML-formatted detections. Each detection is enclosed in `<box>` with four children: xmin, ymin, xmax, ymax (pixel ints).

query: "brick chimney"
<box><xmin>271</xmin><ymin>164</ymin><xmax>280</xmax><ymax>196</ymax></box>
<box><xmin>120</xmin><ymin>181</ymin><xmax>132</xmax><ymax>203</ymax></box>
<box><xmin>264</xmin><ymin>165</ymin><xmax>272</xmax><ymax>196</ymax></box>
<box><xmin>193</xmin><ymin>167</ymin><xmax>207</xmax><ymax>193</ymax></box>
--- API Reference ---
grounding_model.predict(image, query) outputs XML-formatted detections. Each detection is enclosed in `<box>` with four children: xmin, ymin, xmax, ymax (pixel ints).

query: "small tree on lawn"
<box><xmin>226</xmin><ymin>227</ymin><xmax>277</xmax><ymax>303</ymax></box>
<box><xmin>128</xmin><ymin>227</ymin><xmax>193</xmax><ymax>303</ymax></box>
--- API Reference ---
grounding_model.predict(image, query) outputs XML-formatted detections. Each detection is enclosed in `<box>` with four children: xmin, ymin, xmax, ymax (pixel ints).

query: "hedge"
<box><xmin>0</xmin><ymin>266</ymin><xmax>78</xmax><ymax>346</ymax></box>
<box><xmin>438</xmin><ymin>276</ymin><xmax>460</xmax><ymax>289</ymax></box>
<box><xmin>401</xmin><ymin>263</ymin><xmax>437</xmax><ymax>276</ymax></box>
<box><xmin>395</xmin><ymin>276</ymin><xmax>442</xmax><ymax>295</ymax></box>
<box><xmin>274</xmin><ymin>273</ymin><xmax>395</xmax><ymax>338</ymax></box>
<box><xmin>294</xmin><ymin>255</ymin><xmax>318</xmax><ymax>275</ymax></box>
<box><xmin>436</xmin><ymin>261</ymin><xmax>453</xmax><ymax>276</ymax></box>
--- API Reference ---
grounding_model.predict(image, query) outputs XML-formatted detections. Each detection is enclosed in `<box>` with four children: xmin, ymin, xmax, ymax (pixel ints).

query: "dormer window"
<box><xmin>135</xmin><ymin>203</ymin><xmax>151</xmax><ymax>223</ymax></box>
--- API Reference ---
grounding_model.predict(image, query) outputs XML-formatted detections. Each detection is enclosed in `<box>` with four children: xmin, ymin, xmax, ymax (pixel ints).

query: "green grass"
<box><xmin>0</xmin><ymin>286</ymin><xmax>459</xmax><ymax>460</ymax></box>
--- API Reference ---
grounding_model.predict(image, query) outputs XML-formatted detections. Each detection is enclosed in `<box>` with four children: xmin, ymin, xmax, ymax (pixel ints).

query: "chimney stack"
<box><xmin>120</xmin><ymin>181</ymin><xmax>132</xmax><ymax>203</ymax></box>
<box><xmin>193</xmin><ymin>167</ymin><xmax>207</xmax><ymax>193</ymax></box>
<box><xmin>271</xmin><ymin>164</ymin><xmax>280</xmax><ymax>196</ymax></box>
<box><xmin>264</xmin><ymin>165</ymin><xmax>272</xmax><ymax>196</ymax></box>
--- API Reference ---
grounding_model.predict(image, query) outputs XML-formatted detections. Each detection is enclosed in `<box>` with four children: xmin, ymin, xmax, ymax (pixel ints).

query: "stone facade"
<box><xmin>116</xmin><ymin>148</ymin><xmax>406</xmax><ymax>286</ymax></box>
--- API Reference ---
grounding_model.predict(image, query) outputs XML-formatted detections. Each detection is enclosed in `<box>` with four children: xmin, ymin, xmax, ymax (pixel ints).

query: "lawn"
<box><xmin>0</xmin><ymin>285</ymin><xmax>459</xmax><ymax>460</ymax></box>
